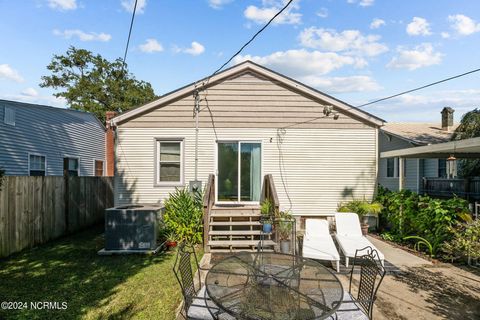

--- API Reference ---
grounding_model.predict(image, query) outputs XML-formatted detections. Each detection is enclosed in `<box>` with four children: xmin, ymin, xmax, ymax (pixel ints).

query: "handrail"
<box><xmin>261</xmin><ymin>174</ymin><xmax>280</xmax><ymax>211</ymax></box>
<box><xmin>203</xmin><ymin>174</ymin><xmax>215</xmax><ymax>252</ymax></box>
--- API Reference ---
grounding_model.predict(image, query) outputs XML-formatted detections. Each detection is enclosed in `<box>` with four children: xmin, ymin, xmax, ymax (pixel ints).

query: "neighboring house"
<box><xmin>378</xmin><ymin>107</ymin><xmax>458</xmax><ymax>192</ymax></box>
<box><xmin>110</xmin><ymin>61</ymin><xmax>385</xmax><ymax>217</ymax></box>
<box><xmin>0</xmin><ymin>99</ymin><xmax>107</xmax><ymax>177</ymax></box>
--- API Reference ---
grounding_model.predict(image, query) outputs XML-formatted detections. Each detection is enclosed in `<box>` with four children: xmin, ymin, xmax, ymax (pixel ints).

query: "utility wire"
<box><xmin>122</xmin><ymin>0</ymin><xmax>138</xmax><ymax>69</ymax></box>
<box><xmin>357</xmin><ymin>67</ymin><xmax>480</xmax><ymax>108</ymax></box>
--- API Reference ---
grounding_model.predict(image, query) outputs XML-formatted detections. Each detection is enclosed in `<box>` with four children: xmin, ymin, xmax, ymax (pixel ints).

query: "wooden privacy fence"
<box><xmin>0</xmin><ymin>176</ymin><xmax>113</xmax><ymax>258</ymax></box>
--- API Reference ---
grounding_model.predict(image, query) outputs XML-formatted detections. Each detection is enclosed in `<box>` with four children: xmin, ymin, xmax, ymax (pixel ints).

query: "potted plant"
<box><xmin>277</xmin><ymin>210</ymin><xmax>294</xmax><ymax>253</ymax></box>
<box><xmin>165</xmin><ymin>230</ymin><xmax>178</xmax><ymax>249</ymax></box>
<box><xmin>260</xmin><ymin>199</ymin><xmax>274</xmax><ymax>233</ymax></box>
<box><xmin>337</xmin><ymin>199</ymin><xmax>383</xmax><ymax>235</ymax></box>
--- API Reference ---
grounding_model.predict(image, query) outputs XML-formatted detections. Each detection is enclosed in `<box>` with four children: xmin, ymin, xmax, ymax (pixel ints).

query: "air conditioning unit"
<box><xmin>104</xmin><ymin>204</ymin><xmax>162</xmax><ymax>252</ymax></box>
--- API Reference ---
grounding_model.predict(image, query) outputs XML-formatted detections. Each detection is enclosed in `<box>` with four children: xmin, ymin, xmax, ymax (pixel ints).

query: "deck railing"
<box><xmin>421</xmin><ymin>177</ymin><xmax>480</xmax><ymax>201</ymax></box>
<box><xmin>202</xmin><ymin>174</ymin><xmax>215</xmax><ymax>252</ymax></box>
<box><xmin>261</xmin><ymin>174</ymin><xmax>280</xmax><ymax>211</ymax></box>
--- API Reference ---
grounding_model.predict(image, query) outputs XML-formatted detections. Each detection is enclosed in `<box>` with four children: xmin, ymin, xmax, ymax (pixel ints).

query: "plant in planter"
<box><xmin>337</xmin><ymin>199</ymin><xmax>383</xmax><ymax>235</ymax></box>
<box><xmin>164</xmin><ymin>230</ymin><xmax>179</xmax><ymax>249</ymax></box>
<box><xmin>260</xmin><ymin>199</ymin><xmax>274</xmax><ymax>233</ymax></box>
<box><xmin>277</xmin><ymin>210</ymin><xmax>294</xmax><ymax>253</ymax></box>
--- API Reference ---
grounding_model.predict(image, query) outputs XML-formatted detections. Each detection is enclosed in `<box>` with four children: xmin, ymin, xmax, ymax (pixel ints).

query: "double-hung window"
<box><xmin>156</xmin><ymin>140</ymin><xmax>183</xmax><ymax>184</ymax></box>
<box><xmin>64</xmin><ymin>157</ymin><xmax>79</xmax><ymax>176</ymax></box>
<box><xmin>386</xmin><ymin>158</ymin><xmax>395</xmax><ymax>177</ymax></box>
<box><xmin>29</xmin><ymin>154</ymin><xmax>46</xmax><ymax>176</ymax></box>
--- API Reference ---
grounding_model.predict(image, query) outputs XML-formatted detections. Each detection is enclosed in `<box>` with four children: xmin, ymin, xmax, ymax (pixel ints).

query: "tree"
<box><xmin>451</xmin><ymin>109</ymin><xmax>480</xmax><ymax>177</ymax></box>
<box><xmin>40</xmin><ymin>46</ymin><xmax>157</xmax><ymax>123</ymax></box>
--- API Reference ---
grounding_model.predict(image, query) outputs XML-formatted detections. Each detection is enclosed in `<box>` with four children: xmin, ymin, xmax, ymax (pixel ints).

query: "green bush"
<box><xmin>442</xmin><ymin>219</ymin><xmax>480</xmax><ymax>263</ymax></box>
<box><xmin>163</xmin><ymin>188</ymin><xmax>203</xmax><ymax>245</ymax></box>
<box><xmin>337</xmin><ymin>199</ymin><xmax>383</xmax><ymax>219</ymax></box>
<box><xmin>375</xmin><ymin>186</ymin><xmax>470</xmax><ymax>256</ymax></box>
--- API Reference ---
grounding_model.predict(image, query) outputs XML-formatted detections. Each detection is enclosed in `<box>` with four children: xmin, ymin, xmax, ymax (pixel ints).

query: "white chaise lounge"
<box><xmin>334</xmin><ymin>212</ymin><xmax>385</xmax><ymax>267</ymax></box>
<box><xmin>302</xmin><ymin>219</ymin><xmax>340</xmax><ymax>272</ymax></box>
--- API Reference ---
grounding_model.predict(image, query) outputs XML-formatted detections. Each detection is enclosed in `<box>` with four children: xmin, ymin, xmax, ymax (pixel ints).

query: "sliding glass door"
<box><xmin>217</xmin><ymin>141</ymin><xmax>261</xmax><ymax>203</ymax></box>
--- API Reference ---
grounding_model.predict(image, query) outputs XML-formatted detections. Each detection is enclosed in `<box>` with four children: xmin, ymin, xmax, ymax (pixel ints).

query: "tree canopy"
<box><xmin>40</xmin><ymin>46</ymin><xmax>157</xmax><ymax>123</ymax></box>
<box><xmin>451</xmin><ymin>108</ymin><xmax>480</xmax><ymax>177</ymax></box>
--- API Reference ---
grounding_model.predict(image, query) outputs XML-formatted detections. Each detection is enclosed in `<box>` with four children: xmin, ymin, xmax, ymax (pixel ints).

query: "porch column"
<box><xmin>399</xmin><ymin>157</ymin><xmax>405</xmax><ymax>190</ymax></box>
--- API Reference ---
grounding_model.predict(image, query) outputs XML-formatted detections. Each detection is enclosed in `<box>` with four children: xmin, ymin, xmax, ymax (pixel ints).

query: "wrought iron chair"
<box><xmin>173</xmin><ymin>243</ymin><xmax>229</xmax><ymax>320</ymax></box>
<box><xmin>334</xmin><ymin>246</ymin><xmax>386</xmax><ymax>320</ymax></box>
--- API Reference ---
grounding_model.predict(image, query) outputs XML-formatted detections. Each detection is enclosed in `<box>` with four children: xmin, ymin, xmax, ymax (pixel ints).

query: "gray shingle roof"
<box><xmin>381</xmin><ymin>122</ymin><xmax>458</xmax><ymax>145</ymax></box>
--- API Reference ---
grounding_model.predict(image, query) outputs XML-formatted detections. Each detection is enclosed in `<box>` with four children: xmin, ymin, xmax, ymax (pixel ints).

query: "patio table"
<box><xmin>205</xmin><ymin>252</ymin><xmax>344</xmax><ymax>320</ymax></box>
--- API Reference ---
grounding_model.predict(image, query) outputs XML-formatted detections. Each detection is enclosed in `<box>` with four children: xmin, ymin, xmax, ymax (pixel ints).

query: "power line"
<box><xmin>357</xmin><ymin>67</ymin><xmax>480</xmax><ymax>108</ymax></box>
<box><xmin>122</xmin><ymin>0</ymin><xmax>138</xmax><ymax>68</ymax></box>
<box><xmin>210</xmin><ymin>0</ymin><xmax>295</xmax><ymax>77</ymax></box>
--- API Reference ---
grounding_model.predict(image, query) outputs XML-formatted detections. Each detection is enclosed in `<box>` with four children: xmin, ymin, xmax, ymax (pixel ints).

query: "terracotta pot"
<box><xmin>166</xmin><ymin>241</ymin><xmax>177</xmax><ymax>249</ymax></box>
<box><xmin>361</xmin><ymin>223</ymin><xmax>369</xmax><ymax>236</ymax></box>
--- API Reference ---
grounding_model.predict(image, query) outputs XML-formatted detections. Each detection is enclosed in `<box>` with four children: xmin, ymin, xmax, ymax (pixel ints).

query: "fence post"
<box><xmin>64</xmin><ymin>175</ymin><xmax>69</xmax><ymax>233</ymax></box>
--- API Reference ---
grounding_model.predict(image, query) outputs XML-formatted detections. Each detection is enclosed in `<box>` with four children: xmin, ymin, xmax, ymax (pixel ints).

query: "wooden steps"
<box><xmin>206</xmin><ymin>205</ymin><xmax>276</xmax><ymax>252</ymax></box>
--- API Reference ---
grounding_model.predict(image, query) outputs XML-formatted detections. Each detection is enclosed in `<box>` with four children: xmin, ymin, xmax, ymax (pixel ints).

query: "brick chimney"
<box><xmin>441</xmin><ymin>107</ymin><xmax>454</xmax><ymax>131</ymax></box>
<box><xmin>105</xmin><ymin>111</ymin><xmax>117</xmax><ymax>177</ymax></box>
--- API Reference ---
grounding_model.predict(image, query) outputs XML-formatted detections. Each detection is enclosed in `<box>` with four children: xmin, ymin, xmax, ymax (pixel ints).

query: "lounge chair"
<box><xmin>302</xmin><ymin>219</ymin><xmax>340</xmax><ymax>272</ymax></box>
<box><xmin>334</xmin><ymin>212</ymin><xmax>384</xmax><ymax>267</ymax></box>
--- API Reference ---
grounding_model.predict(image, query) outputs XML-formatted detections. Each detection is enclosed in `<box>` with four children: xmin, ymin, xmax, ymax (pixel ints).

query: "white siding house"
<box><xmin>111</xmin><ymin>61</ymin><xmax>384</xmax><ymax>217</ymax></box>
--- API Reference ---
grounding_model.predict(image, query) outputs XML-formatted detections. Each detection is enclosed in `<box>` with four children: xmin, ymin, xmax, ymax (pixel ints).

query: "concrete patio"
<box><xmin>194</xmin><ymin>236</ymin><xmax>480</xmax><ymax>320</ymax></box>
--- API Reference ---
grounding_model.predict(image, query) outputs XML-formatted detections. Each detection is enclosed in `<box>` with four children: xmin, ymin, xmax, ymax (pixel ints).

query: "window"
<box><xmin>29</xmin><ymin>154</ymin><xmax>46</xmax><ymax>176</ymax></box>
<box><xmin>438</xmin><ymin>159</ymin><xmax>447</xmax><ymax>178</ymax></box>
<box><xmin>95</xmin><ymin>160</ymin><xmax>104</xmax><ymax>176</ymax></box>
<box><xmin>63</xmin><ymin>158</ymin><xmax>79</xmax><ymax>176</ymax></box>
<box><xmin>386</xmin><ymin>158</ymin><xmax>395</xmax><ymax>177</ymax></box>
<box><xmin>3</xmin><ymin>107</ymin><xmax>15</xmax><ymax>126</ymax></box>
<box><xmin>157</xmin><ymin>140</ymin><xmax>182</xmax><ymax>184</ymax></box>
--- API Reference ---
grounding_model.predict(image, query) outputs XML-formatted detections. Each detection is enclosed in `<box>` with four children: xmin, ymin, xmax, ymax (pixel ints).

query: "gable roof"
<box><xmin>0</xmin><ymin>99</ymin><xmax>105</xmax><ymax>130</ymax></box>
<box><xmin>381</xmin><ymin>122</ymin><xmax>458</xmax><ymax>145</ymax></box>
<box><xmin>111</xmin><ymin>60</ymin><xmax>385</xmax><ymax>127</ymax></box>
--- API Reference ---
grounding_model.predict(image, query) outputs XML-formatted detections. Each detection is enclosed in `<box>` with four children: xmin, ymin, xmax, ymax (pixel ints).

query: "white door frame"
<box><xmin>215</xmin><ymin>140</ymin><xmax>263</xmax><ymax>204</ymax></box>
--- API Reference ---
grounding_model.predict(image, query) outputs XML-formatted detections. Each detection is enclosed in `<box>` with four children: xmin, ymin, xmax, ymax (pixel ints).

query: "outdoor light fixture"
<box><xmin>323</xmin><ymin>105</ymin><xmax>333</xmax><ymax>116</ymax></box>
<box><xmin>447</xmin><ymin>154</ymin><xmax>457</xmax><ymax>178</ymax></box>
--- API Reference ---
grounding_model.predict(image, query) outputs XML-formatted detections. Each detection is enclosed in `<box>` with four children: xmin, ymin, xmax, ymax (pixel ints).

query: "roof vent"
<box><xmin>441</xmin><ymin>107</ymin><xmax>454</xmax><ymax>132</ymax></box>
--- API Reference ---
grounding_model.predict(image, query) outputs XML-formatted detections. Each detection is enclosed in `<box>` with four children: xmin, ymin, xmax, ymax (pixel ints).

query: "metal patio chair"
<box><xmin>333</xmin><ymin>246</ymin><xmax>386</xmax><ymax>320</ymax></box>
<box><xmin>173</xmin><ymin>243</ymin><xmax>232</xmax><ymax>320</ymax></box>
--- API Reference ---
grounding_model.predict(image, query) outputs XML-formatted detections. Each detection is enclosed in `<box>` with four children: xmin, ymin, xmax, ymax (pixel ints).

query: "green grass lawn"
<box><xmin>0</xmin><ymin>225</ymin><xmax>198</xmax><ymax>320</ymax></box>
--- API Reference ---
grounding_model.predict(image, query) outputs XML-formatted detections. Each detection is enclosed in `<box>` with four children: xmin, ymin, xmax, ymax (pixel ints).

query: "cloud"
<box><xmin>347</xmin><ymin>0</ymin><xmax>374</xmax><ymax>7</ymax></box>
<box><xmin>299</xmin><ymin>27</ymin><xmax>388</xmax><ymax>57</ymax></box>
<box><xmin>406</xmin><ymin>17</ymin><xmax>432</xmax><ymax>36</ymax></box>
<box><xmin>139</xmin><ymin>38</ymin><xmax>163</xmax><ymax>53</ymax></box>
<box><xmin>300</xmin><ymin>75</ymin><xmax>381</xmax><ymax>93</ymax></box>
<box><xmin>174</xmin><ymin>41</ymin><xmax>205</xmax><ymax>56</ymax></box>
<box><xmin>0</xmin><ymin>64</ymin><xmax>24</xmax><ymax>82</ymax></box>
<box><xmin>370</xmin><ymin>18</ymin><xmax>385</xmax><ymax>29</ymax></box>
<box><xmin>208</xmin><ymin>0</ymin><xmax>233</xmax><ymax>9</ymax></box>
<box><xmin>441</xmin><ymin>32</ymin><xmax>450</xmax><ymax>39</ymax></box>
<box><xmin>0</xmin><ymin>92</ymin><xmax>67</xmax><ymax>108</ymax></box>
<box><xmin>387</xmin><ymin>43</ymin><xmax>443</xmax><ymax>70</ymax></box>
<box><xmin>316</xmin><ymin>7</ymin><xmax>328</xmax><ymax>18</ymax></box>
<box><xmin>244</xmin><ymin>0</ymin><xmax>302</xmax><ymax>25</ymax></box>
<box><xmin>53</xmin><ymin>29</ymin><xmax>112</xmax><ymax>42</ymax></box>
<box><xmin>121</xmin><ymin>0</ymin><xmax>146</xmax><ymax>14</ymax></box>
<box><xmin>448</xmin><ymin>14</ymin><xmax>480</xmax><ymax>36</ymax></box>
<box><xmin>233</xmin><ymin>49</ymin><xmax>365</xmax><ymax>77</ymax></box>
<box><xmin>47</xmin><ymin>0</ymin><xmax>77</xmax><ymax>11</ymax></box>
<box><xmin>21</xmin><ymin>88</ymin><xmax>39</xmax><ymax>97</ymax></box>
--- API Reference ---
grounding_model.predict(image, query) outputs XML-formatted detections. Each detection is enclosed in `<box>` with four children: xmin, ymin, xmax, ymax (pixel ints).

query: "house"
<box><xmin>110</xmin><ymin>61</ymin><xmax>384</xmax><ymax>220</ymax></box>
<box><xmin>0</xmin><ymin>99</ymin><xmax>107</xmax><ymax>177</ymax></box>
<box><xmin>378</xmin><ymin>107</ymin><xmax>458</xmax><ymax>192</ymax></box>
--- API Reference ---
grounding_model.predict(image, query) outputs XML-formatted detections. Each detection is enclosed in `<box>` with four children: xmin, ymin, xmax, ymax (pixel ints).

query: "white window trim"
<box><xmin>28</xmin><ymin>152</ymin><xmax>47</xmax><ymax>176</ymax></box>
<box><xmin>154</xmin><ymin>138</ymin><xmax>185</xmax><ymax>187</ymax></box>
<box><xmin>93</xmin><ymin>159</ymin><xmax>105</xmax><ymax>176</ymax></box>
<box><xmin>64</xmin><ymin>155</ymin><xmax>80</xmax><ymax>176</ymax></box>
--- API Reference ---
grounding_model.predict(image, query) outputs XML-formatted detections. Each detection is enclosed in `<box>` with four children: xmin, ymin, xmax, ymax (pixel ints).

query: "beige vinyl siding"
<box><xmin>115</xmin><ymin>127</ymin><xmax>377</xmax><ymax>216</ymax></box>
<box><xmin>121</xmin><ymin>72</ymin><xmax>370</xmax><ymax>129</ymax></box>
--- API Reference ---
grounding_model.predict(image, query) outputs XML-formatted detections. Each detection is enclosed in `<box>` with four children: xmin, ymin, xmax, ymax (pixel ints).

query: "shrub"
<box><xmin>442</xmin><ymin>219</ymin><xmax>480</xmax><ymax>264</ymax></box>
<box><xmin>163</xmin><ymin>188</ymin><xmax>203</xmax><ymax>245</ymax></box>
<box><xmin>337</xmin><ymin>199</ymin><xmax>383</xmax><ymax>221</ymax></box>
<box><xmin>375</xmin><ymin>186</ymin><xmax>470</xmax><ymax>256</ymax></box>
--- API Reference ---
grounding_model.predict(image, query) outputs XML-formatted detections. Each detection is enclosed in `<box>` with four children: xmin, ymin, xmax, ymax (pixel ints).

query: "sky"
<box><xmin>0</xmin><ymin>0</ymin><xmax>479</xmax><ymax>123</ymax></box>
